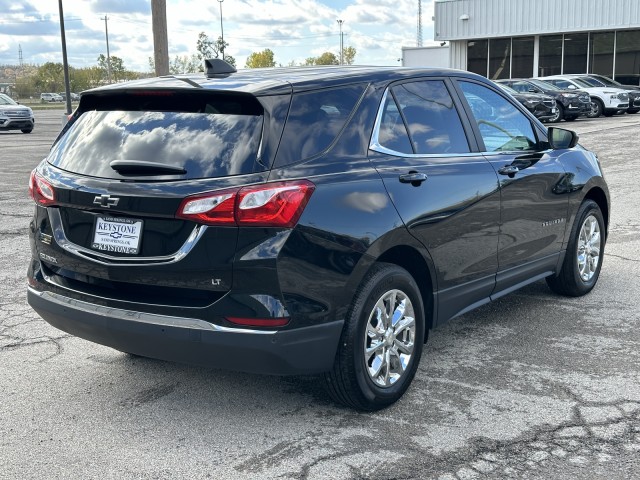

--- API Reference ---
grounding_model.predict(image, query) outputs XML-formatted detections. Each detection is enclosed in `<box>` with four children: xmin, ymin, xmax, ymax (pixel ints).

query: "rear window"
<box><xmin>275</xmin><ymin>84</ymin><xmax>366</xmax><ymax>165</ymax></box>
<box><xmin>47</xmin><ymin>91</ymin><xmax>264</xmax><ymax>180</ymax></box>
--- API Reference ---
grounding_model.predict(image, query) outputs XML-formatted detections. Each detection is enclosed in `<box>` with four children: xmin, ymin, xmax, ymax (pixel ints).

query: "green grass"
<box><xmin>17</xmin><ymin>100</ymin><xmax>78</xmax><ymax>111</ymax></box>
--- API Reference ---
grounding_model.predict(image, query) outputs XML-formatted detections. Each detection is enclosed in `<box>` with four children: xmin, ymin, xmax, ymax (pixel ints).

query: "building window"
<box><xmin>563</xmin><ymin>33</ymin><xmax>588</xmax><ymax>74</ymax></box>
<box><xmin>615</xmin><ymin>29</ymin><xmax>640</xmax><ymax>86</ymax></box>
<box><xmin>539</xmin><ymin>35</ymin><xmax>563</xmax><ymax>76</ymax></box>
<box><xmin>468</xmin><ymin>39</ymin><xmax>488</xmax><ymax>77</ymax></box>
<box><xmin>511</xmin><ymin>37</ymin><xmax>534</xmax><ymax>78</ymax></box>
<box><xmin>489</xmin><ymin>38</ymin><xmax>511</xmax><ymax>80</ymax></box>
<box><xmin>589</xmin><ymin>31</ymin><xmax>615</xmax><ymax>77</ymax></box>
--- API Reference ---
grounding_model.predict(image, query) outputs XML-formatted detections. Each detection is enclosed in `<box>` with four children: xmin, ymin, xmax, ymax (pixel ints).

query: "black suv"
<box><xmin>497</xmin><ymin>78</ymin><xmax>591</xmax><ymax>122</ymax></box>
<box><xmin>28</xmin><ymin>62</ymin><xmax>609</xmax><ymax>410</ymax></box>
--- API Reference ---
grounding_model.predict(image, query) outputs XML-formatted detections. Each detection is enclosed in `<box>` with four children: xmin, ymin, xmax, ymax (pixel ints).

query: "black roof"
<box><xmin>86</xmin><ymin>65</ymin><xmax>476</xmax><ymax>96</ymax></box>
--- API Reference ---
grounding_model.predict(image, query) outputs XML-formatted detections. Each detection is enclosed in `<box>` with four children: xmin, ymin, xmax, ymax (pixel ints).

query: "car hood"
<box><xmin>0</xmin><ymin>105</ymin><xmax>32</xmax><ymax>113</ymax></box>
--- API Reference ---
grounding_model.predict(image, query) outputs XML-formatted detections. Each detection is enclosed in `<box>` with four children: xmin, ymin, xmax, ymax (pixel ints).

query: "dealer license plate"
<box><xmin>92</xmin><ymin>216</ymin><xmax>144</xmax><ymax>254</ymax></box>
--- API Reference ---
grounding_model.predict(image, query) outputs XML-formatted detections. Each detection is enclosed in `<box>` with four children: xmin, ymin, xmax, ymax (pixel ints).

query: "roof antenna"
<box><xmin>205</xmin><ymin>58</ymin><xmax>237</xmax><ymax>77</ymax></box>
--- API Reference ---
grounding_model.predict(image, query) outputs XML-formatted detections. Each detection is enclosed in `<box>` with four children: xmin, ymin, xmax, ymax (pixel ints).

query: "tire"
<box><xmin>628</xmin><ymin>109</ymin><xmax>639</xmax><ymax>114</ymax></box>
<box><xmin>547</xmin><ymin>200</ymin><xmax>605</xmax><ymax>297</ymax></box>
<box><xmin>587</xmin><ymin>98</ymin><xmax>603</xmax><ymax>118</ymax></box>
<box><xmin>549</xmin><ymin>102</ymin><xmax>563</xmax><ymax>122</ymax></box>
<box><xmin>324</xmin><ymin>263</ymin><xmax>425</xmax><ymax>411</ymax></box>
<box><xmin>602</xmin><ymin>110</ymin><xmax>615</xmax><ymax>117</ymax></box>
<box><xmin>21</xmin><ymin>129</ymin><xmax>33</xmax><ymax>134</ymax></box>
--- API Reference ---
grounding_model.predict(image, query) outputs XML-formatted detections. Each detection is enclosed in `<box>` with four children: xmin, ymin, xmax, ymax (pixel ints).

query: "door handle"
<box><xmin>498</xmin><ymin>165</ymin><xmax>519</xmax><ymax>176</ymax></box>
<box><xmin>399</xmin><ymin>172</ymin><xmax>428</xmax><ymax>186</ymax></box>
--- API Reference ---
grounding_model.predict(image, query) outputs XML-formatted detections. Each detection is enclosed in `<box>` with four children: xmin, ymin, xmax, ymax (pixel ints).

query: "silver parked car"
<box><xmin>0</xmin><ymin>93</ymin><xmax>34</xmax><ymax>134</ymax></box>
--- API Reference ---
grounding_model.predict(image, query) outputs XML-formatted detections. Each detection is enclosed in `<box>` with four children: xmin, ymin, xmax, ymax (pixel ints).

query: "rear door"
<box><xmin>454</xmin><ymin>79</ymin><xmax>569</xmax><ymax>295</ymax></box>
<box><xmin>369</xmin><ymin>78</ymin><xmax>501</xmax><ymax>324</ymax></box>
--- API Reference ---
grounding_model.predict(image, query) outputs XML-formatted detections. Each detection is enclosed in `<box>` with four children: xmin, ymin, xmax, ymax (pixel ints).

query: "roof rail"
<box><xmin>205</xmin><ymin>58</ymin><xmax>237</xmax><ymax>77</ymax></box>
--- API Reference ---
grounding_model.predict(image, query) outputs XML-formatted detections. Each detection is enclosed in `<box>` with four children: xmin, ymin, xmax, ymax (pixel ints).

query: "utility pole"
<box><xmin>58</xmin><ymin>0</ymin><xmax>72</xmax><ymax>115</ymax></box>
<box><xmin>151</xmin><ymin>0</ymin><xmax>169</xmax><ymax>75</ymax></box>
<box><xmin>417</xmin><ymin>0</ymin><xmax>423</xmax><ymax>47</ymax></box>
<box><xmin>101</xmin><ymin>15</ymin><xmax>112</xmax><ymax>82</ymax></box>
<box><xmin>217</xmin><ymin>0</ymin><xmax>225</xmax><ymax>60</ymax></box>
<box><xmin>337</xmin><ymin>19</ymin><xmax>344</xmax><ymax>65</ymax></box>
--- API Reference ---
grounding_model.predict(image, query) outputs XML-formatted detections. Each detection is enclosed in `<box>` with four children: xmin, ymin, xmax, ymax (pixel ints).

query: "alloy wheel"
<box><xmin>363</xmin><ymin>289</ymin><xmax>416</xmax><ymax>387</ymax></box>
<box><xmin>577</xmin><ymin>214</ymin><xmax>601</xmax><ymax>282</ymax></box>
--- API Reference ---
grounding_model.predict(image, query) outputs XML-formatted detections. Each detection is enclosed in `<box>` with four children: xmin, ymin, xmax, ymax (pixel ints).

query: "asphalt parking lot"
<box><xmin>1</xmin><ymin>110</ymin><xmax>639</xmax><ymax>479</ymax></box>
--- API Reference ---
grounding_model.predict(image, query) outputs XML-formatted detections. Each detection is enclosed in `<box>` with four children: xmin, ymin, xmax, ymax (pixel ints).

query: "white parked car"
<box><xmin>40</xmin><ymin>93</ymin><xmax>64</xmax><ymax>103</ymax></box>
<box><xmin>538</xmin><ymin>75</ymin><xmax>629</xmax><ymax>118</ymax></box>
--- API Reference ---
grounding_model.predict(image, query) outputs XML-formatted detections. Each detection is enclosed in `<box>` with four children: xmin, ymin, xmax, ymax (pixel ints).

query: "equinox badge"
<box><xmin>93</xmin><ymin>194</ymin><xmax>120</xmax><ymax>208</ymax></box>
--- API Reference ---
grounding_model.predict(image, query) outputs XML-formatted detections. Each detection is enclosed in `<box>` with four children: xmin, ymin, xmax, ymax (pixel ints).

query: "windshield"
<box><xmin>577</xmin><ymin>77</ymin><xmax>605</xmax><ymax>87</ymax></box>
<box><xmin>571</xmin><ymin>78</ymin><xmax>592</xmax><ymax>88</ymax></box>
<box><xmin>529</xmin><ymin>79</ymin><xmax>561</xmax><ymax>91</ymax></box>
<box><xmin>592</xmin><ymin>75</ymin><xmax>619</xmax><ymax>87</ymax></box>
<box><xmin>0</xmin><ymin>94</ymin><xmax>17</xmax><ymax>105</ymax></box>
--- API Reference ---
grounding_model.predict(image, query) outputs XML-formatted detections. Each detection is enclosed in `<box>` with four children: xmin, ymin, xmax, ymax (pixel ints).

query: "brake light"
<box><xmin>176</xmin><ymin>180</ymin><xmax>315</xmax><ymax>227</ymax></box>
<box><xmin>29</xmin><ymin>170</ymin><xmax>56</xmax><ymax>206</ymax></box>
<box><xmin>225</xmin><ymin>316</ymin><xmax>290</xmax><ymax>327</ymax></box>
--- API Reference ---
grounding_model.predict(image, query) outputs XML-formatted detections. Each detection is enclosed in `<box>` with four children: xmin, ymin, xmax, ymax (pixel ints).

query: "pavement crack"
<box><xmin>606</xmin><ymin>253</ymin><xmax>640</xmax><ymax>263</ymax></box>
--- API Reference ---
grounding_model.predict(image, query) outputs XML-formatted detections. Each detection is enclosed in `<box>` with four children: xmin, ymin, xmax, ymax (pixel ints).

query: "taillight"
<box><xmin>176</xmin><ymin>180</ymin><xmax>315</xmax><ymax>227</ymax></box>
<box><xmin>177</xmin><ymin>189</ymin><xmax>237</xmax><ymax>225</ymax></box>
<box><xmin>29</xmin><ymin>170</ymin><xmax>56</xmax><ymax>206</ymax></box>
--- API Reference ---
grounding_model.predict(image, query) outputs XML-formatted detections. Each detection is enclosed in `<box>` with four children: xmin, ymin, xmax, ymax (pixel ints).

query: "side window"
<box><xmin>511</xmin><ymin>81</ymin><xmax>531</xmax><ymax>93</ymax></box>
<box><xmin>377</xmin><ymin>93</ymin><xmax>413</xmax><ymax>154</ymax></box>
<box><xmin>459</xmin><ymin>81</ymin><xmax>538</xmax><ymax>153</ymax></box>
<box><xmin>391</xmin><ymin>80</ymin><xmax>470</xmax><ymax>155</ymax></box>
<box><xmin>276</xmin><ymin>84</ymin><xmax>366</xmax><ymax>165</ymax></box>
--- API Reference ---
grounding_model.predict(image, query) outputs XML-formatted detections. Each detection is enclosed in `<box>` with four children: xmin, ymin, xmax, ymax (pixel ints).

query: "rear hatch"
<box><xmin>32</xmin><ymin>88</ymin><xmax>278</xmax><ymax>309</ymax></box>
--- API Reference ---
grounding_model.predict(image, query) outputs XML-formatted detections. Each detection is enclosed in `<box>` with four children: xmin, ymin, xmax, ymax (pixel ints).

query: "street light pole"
<box><xmin>337</xmin><ymin>19</ymin><xmax>344</xmax><ymax>65</ymax></box>
<box><xmin>217</xmin><ymin>0</ymin><xmax>225</xmax><ymax>61</ymax></box>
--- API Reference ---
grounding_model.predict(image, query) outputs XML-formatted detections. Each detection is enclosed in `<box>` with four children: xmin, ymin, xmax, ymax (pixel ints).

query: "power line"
<box><xmin>0</xmin><ymin>16</ymin><xmax>84</xmax><ymax>25</ymax></box>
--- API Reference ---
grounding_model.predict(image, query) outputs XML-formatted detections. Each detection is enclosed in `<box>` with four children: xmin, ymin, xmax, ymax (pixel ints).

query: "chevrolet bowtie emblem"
<box><xmin>93</xmin><ymin>194</ymin><xmax>120</xmax><ymax>208</ymax></box>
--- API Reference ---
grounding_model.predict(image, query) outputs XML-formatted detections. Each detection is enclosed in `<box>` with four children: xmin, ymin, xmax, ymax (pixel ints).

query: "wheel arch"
<box><xmin>583</xmin><ymin>186</ymin><xmax>609</xmax><ymax>239</ymax></box>
<box><xmin>376</xmin><ymin>245</ymin><xmax>436</xmax><ymax>339</ymax></box>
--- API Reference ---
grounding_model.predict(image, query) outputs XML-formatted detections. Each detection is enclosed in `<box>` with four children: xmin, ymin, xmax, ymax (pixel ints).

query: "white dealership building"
<box><xmin>404</xmin><ymin>0</ymin><xmax>640</xmax><ymax>85</ymax></box>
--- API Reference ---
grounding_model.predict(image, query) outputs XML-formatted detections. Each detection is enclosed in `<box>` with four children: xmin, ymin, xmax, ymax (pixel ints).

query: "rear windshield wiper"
<box><xmin>109</xmin><ymin>160</ymin><xmax>186</xmax><ymax>175</ymax></box>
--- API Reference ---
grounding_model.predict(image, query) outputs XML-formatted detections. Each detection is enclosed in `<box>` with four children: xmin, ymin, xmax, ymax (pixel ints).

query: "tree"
<box><xmin>35</xmin><ymin>62</ymin><xmax>64</xmax><ymax>92</ymax></box>
<box><xmin>245</xmin><ymin>49</ymin><xmax>276</xmax><ymax>68</ymax></box>
<box><xmin>196</xmin><ymin>32</ymin><xmax>236</xmax><ymax>69</ymax></box>
<box><xmin>304</xmin><ymin>52</ymin><xmax>339</xmax><ymax>66</ymax></box>
<box><xmin>72</xmin><ymin>66</ymin><xmax>105</xmax><ymax>91</ymax></box>
<box><xmin>169</xmin><ymin>54</ymin><xmax>201</xmax><ymax>74</ymax></box>
<box><xmin>97</xmin><ymin>54</ymin><xmax>135</xmax><ymax>82</ymax></box>
<box><xmin>343</xmin><ymin>46</ymin><xmax>356</xmax><ymax>65</ymax></box>
<box><xmin>214</xmin><ymin>36</ymin><xmax>236</xmax><ymax>68</ymax></box>
<box><xmin>196</xmin><ymin>32</ymin><xmax>216</xmax><ymax>62</ymax></box>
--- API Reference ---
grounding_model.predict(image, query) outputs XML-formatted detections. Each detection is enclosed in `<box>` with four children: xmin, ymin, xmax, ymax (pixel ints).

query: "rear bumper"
<box><xmin>28</xmin><ymin>287</ymin><xmax>343</xmax><ymax>375</ymax></box>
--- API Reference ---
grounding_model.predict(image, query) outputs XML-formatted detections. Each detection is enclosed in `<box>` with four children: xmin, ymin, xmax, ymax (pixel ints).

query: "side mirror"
<box><xmin>548</xmin><ymin>127</ymin><xmax>579</xmax><ymax>149</ymax></box>
<box><xmin>567</xmin><ymin>84</ymin><xmax>577</xmax><ymax>90</ymax></box>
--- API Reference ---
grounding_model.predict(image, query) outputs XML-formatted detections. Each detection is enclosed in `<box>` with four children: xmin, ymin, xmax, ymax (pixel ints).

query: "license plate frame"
<box><xmin>92</xmin><ymin>216</ymin><xmax>144</xmax><ymax>255</ymax></box>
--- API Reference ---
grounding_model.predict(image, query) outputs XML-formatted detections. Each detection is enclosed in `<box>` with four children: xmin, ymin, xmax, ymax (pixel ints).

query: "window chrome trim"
<box><xmin>369</xmin><ymin>85</ymin><xmax>484</xmax><ymax>160</ymax></box>
<box><xmin>48</xmin><ymin>208</ymin><xmax>207</xmax><ymax>267</ymax></box>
